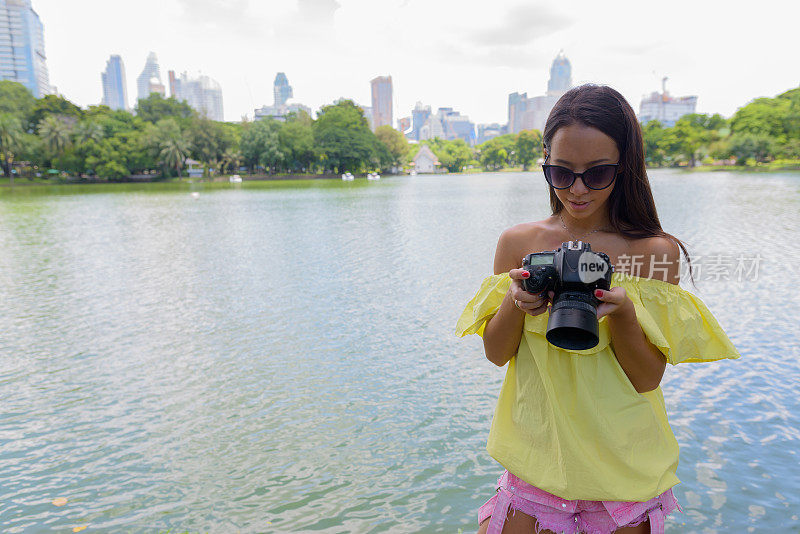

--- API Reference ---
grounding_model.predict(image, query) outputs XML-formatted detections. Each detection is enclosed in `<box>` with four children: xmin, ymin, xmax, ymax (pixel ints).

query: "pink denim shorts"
<box><xmin>478</xmin><ymin>470</ymin><xmax>683</xmax><ymax>534</ymax></box>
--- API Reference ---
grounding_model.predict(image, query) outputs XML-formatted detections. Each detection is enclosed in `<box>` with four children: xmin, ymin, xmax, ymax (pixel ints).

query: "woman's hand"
<box><xmin>594</xmin><ymin>287</ymin><xmax>634</xmax><ymax>320</ymax></box>
<box><xmin>508</xmin><ymin>269</ymin><xmax>555</xmax><ymax>317</ymax></box>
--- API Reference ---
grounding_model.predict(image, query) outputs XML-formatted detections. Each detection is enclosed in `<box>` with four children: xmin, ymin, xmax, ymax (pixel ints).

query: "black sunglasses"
<box><xmin>542</xmin><ymin>163</ymin><xmax>620</xmax><ymax>190</ymax></box>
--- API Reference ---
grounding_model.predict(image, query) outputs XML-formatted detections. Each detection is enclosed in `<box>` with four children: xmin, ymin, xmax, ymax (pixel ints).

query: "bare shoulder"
<box><xmin>493</xmin><ymin>220</ymin><xmax>556</xmax><ymax>275</ymax></box>
<box><xmin>630</xmin><ymin>235</ymin><xmax>681</xmax><ymax>285</ymax></box>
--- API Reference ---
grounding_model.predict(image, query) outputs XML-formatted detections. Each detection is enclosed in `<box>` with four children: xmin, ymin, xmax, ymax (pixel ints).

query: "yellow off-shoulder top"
<box><xmin>456</xmin><ymin>271</ymin><xmax>741</xmax><ymax>502</ymax></box>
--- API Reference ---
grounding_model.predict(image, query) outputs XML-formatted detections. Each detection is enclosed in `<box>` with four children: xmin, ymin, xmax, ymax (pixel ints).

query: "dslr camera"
<box><xmin>522</xmin><ymin>241</ymin><xmax>614</xmax><ymax>350</ymax></box>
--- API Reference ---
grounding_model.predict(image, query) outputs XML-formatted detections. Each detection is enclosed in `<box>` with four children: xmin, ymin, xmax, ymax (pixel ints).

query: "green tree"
<box><xmin>30</xmin><ymin>94</ymin><xmax>83</xmax><ymax>130</ymax></box>
<box><xmin>375</xmin><ymin>125</ymin><xmax>410</xmax><ymax>168</ymax></box>
<box><xmin>731</xmin><ymin>97</ymin><xmax>791</xmax><ymax>142</ymax></box>
<box><xmin>0</xmin><ymin>113</ymin><xmax>23</xmax><ymax>180</ymax></box>
<box><xmin>313</xmin><ymin>100</ymin><xmax>385</xmax><ymax>174</ymax></box>
<box><xmin>516</xmin><ymin>129</ymin><xmax>542</xmax><ymax>170</ymax></box>
<box><xmin>188</xmin><ymin>117</ymin><xmax>225</xmax><ymax>177</ymax></box>
<box><xmin>279</xmin><ymin>114</ymin><xmax>316</xmax><ymax>173</ymax></box>
<box><xmin>74</xmin><ymin>121</ymin><xmax>104</xmax><ymax>145</ymax></box>
<box><xmin>0</xmin><ymin>81</ymin><xmax>36</xmax><ymax>126</ymax></box>
<box><xmin>425</xmin><ymin>138</ymin><xmax>473</xmax><ymax>173</ymax></box>
<box><xmin>159</xmin><ymin>136</ymin><xmax>190</xmax><ymax>177</ymax></box>
<box><xmin>241</xmin><ymin>119</ymin><xmax>284</xmax><ymax>173</ymax></box>
<box><xmin>135</xmin><ymin>93</ymin><xmax>196</xmax><ymax>125</ymax></box>
<box><xmin>480</xmin><ymin>142</ymin><xmax>508</xmax><ymax>171</ymax></box>
<box><xmin>221</xmin><ymin>148</ymin><xmax>243</xmax><ymax>174</ymax></box>
<box><xmin>728</xmin><ymin>133</ymin><xmax>774</xmax><ymax>164</ymax></box>
<box><xmin>38</xmin><ymin>115</ymin><xmax>73</xmax><ymax>165</ymax></box>
<box><xmin>642</xmin><ymin>120</ymin><xmax>668</xmax><ymax>167</ymax></box>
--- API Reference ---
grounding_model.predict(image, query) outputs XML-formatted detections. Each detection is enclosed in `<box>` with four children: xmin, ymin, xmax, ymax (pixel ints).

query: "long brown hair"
<box><xmin>542</xmin><ymin>84</ymin><xmax>694</xmax><ymax>285</ymax></box>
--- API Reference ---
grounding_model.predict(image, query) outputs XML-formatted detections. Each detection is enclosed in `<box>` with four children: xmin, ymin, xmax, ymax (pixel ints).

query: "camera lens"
<box><xmin>545</xmin><ymin>291</ymin><xmax>600</xmax><ymax>350</ymax></box>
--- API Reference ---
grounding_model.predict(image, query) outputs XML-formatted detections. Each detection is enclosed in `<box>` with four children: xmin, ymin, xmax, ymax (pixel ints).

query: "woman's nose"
<box><xmin>570</xmin><ymin>175</ymin><xmax>590</xmax><ymax>195</ymax></box>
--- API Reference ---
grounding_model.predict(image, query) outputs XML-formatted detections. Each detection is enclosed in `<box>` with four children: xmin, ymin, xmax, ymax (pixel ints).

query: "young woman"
<box><xmin>456</xmin><ymin>85</ymin><xmax>740</xmax><ymax>534</ymax></box>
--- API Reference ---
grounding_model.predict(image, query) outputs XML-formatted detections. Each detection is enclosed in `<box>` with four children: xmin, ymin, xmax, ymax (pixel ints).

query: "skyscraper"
<box><xmin>508</xmin><ymin>52</ymin><xmax>573</xmax><ymax>134</ymax></box>
<box><xmin>101</xmin><ymin>55</ymin><xmax>128</xmax><ymax>110</ymax></box>
<box><xmin>136</xmin><ymin>52</ymin><xmax>162</xmax><ymax>101</ymax></box>
<box><xmin>547</xmin><ymin>50</ymin><xmax>571</xmax><ymax>95</ymax></box>
<box><xmin>171</xmin><ymin>71</ymin><xmax>224</xmax><ymax>121</ymax></box>
<box><xmin>0</xmin><ymin>0</ymin><xmax>50</xmax><ymax>97</ymax></box>
<box><xmin>370</xmin><ymin>75</ymin><xmax>392</xmax><ymax>130</ymax></box>
<box><xmin>273</xmin><ymin>72</ymin><xmax>292</xmax><ymax>107</ymax></box>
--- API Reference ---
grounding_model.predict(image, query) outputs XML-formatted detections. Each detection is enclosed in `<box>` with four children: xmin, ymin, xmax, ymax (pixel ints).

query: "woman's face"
<box><xmin>546</xmin><ymin>123</ymin><xmax>620</xmax><ymax>221</ymax></box>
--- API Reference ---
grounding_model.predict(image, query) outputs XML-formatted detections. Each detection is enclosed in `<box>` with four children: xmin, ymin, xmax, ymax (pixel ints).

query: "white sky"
<box><xmin>36</xmin><ymin>0</ymin><xmax>800</xmax><ymax>124</ymax></box>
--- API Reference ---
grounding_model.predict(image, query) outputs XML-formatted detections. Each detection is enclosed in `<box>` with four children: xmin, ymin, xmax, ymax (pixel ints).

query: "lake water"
<box><xmin>1</xmin><ymin>169</ymin><xmax>798</xmax><ymax>533</ymax></box>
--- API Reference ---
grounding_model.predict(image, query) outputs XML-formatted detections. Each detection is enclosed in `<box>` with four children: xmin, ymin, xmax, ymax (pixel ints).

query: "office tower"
<box><xmin>370</xmin><ymin>75</ymin><xmax>392</xmax><ymax>130</ymax></box>
<box><xmin>508</xmin><ymin>92</ymin><xmax>528</xmax><ymax>134</ymax></box>
<box><xmin>0</xmin><ymin>0</ymin><xmax>50</xmax><ymax>97</ymax></box>
<box><xmin>547</xmin><ymin>50</ymin><xmax>571</xmax><ymax>95</ymax></box>
<box><xmin>273</xmin><ymin>72</ymin><xmax>292</xmax><ymax>107</ymax></box>
<box><xmin>136</xmin><ymin>51</ymin><xmax>162</xmax><ymax>101</ymax></box>
<box><xmin>171</xmin><ymin>71</ymin><xmax>224</xmax><ymax>121</ymax></box>
<box><xmin>101</xmin><ymin>54</ymin><xmax>128</xmax><ymax>110</ymax></box>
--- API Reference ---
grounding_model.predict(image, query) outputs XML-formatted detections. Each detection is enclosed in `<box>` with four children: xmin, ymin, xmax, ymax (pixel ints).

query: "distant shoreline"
<box><xmin>3</xmin><ymin>163</ymin><xmax>800</xmax><ymax>188</ymax></box>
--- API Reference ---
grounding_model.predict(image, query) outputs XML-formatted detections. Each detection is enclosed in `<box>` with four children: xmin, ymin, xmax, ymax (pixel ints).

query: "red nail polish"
<box><xmin>522</xmin><ymin>271</ymin><xmax>530</xmax><ymax>278</ymax></box>
<box><xmin>595</xmin><ymin>289</ymin><xmax>603</xmax><ymax>297</ymax></box>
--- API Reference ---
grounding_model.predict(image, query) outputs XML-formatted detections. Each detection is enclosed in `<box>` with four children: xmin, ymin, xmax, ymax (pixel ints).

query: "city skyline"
<box><xmin>20</xmin><ymin>0</ymin><xmax>800</xmax><ymax>125</ymax></box>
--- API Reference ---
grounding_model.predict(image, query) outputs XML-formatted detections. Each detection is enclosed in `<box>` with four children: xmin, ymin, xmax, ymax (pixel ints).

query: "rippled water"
<box><xmin>1</xmin><ymin>170</ymin><xmax>798</xmax><ymax>533</ymax></box>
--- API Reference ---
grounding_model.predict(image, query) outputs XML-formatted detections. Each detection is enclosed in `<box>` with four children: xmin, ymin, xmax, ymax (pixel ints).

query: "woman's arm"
<box><xmin>598</xmin><ymin>237</ymin><xmax>680</xmax><ymax>393</ymax></box>
<box><xmin>482</xmin><ymin>227</ymin><xmax>527</xmax><ymax>367</ymax></box>
<box><xmin>482</xmin><ymin>225</ymin><xmax>554</xmax><ymax>367</ymax></box>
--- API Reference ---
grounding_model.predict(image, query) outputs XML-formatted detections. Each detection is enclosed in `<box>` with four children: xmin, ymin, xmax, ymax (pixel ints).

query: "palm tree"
<box><xmin>222</xmin><ymin>148</ymin><xmax>242</xmax><ymax>174</ymax></box>
<box><xmin>159</xmin><ymin>137</ymin><xmax>190</xmax><ymax>178</ymax></box>
<box><xmin>74</xmin><ymin>121</ymin><xmax>104</xmax><ymax>146</ymax></box>
<box><xmin>38</xmin><ymin>116</ymin><xmax>72</xmax><ymax>165</ymax></box>
<box><xmin>0</xmin><ymin>114</ymin><xmax>23</xmax><ymax>184</ymax></box>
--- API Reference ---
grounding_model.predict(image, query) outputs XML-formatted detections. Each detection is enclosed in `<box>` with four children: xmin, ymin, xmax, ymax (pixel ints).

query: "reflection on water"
<box><xmin>1</xmin><ymin>169</ymin><xmax>799</xmax><ymax>532</ymax></box>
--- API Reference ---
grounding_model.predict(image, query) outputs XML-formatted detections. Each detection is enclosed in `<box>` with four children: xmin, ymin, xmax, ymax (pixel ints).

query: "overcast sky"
<box><xmin>35</xmin><ymin>0</ymin><xmax>800</xmax><ymax>124</ymax></box>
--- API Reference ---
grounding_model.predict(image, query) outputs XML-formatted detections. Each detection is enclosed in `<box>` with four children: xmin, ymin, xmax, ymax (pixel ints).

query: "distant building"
<box><xmin>639</xmin><ymin>77</ymin><xmax>697</xmax><ymax>127</ymax></box>
<box><xmin>411</xmin><ymin>101</ymin><xmax>431</xmax><ymax>140</ymax></box>
<box><xmin>477</xmin><ymin>123</ymin><xmax>507</xmax><ymax>144</ymax></box>
<box><xmin>254</xmin><ymin>102</ymin><xmax>311</xmax><ymax>122</ymax></box>
<box><xmin>397</xmin><ymin>116</ymin><xmax>411</xmax><ymax>134</ymax></box>
<box><xmin>171</xmin><ymin>71</ymin><xmax>224</xmax><ymax>121</ymax></box>
<box><xmin>360</xmin><ymin>105</ymin><xmax>374</xmax><ymax>130</ymax></box>
<box><xmin>370</xmin><ymin>75</ymin><xmax>392</xmax><ymax>130</ymax></box>
<box><xmin>168</xmin><ymin>70</ymin><xmax>177</xmax><ymax>98</ymax></box>
<box><xmin>136</xmin><ymin>52</ymin><xmax>162</xmax><ymax>101</ymax></box>
<box><xmin>148</xmin><ymin>76</ymin><xmax>165</xmax><ymax>97</ymax></box>
<box><xmin>273</xmin><ymin>72</ymin><xmax>292</xmax><ymax>107</ymax></box>
<box><xmin>508</xmin><ymin>51</ymin><xmax>572</xmax><ymax>134</ymax></box>
<box><xmin>547</xmin><ymin>51</ymin><xmax>571</xmax><ymax>95</ymax></box>
<box><xmin>254</xmin><ymin>72</ymin><xmax>310</xmax><ymax>122</ymax></box>
<box><xmin>413</xmin><ymin>145</ymin><xmax>439</xmax><ymax>173</ymax></box>
<box><xmin>419</xmin><ymin>106</ymin><xmax>475</xmax><ymax>144</ymax></box>
<box><xmin>508</xmin><ymin>92</ymin><xmax>528</xmax><ymax>134</ymax></box>
<box><xmin>0</xmin><ymin>0</ymin><xmax>50</xmax><ymax>97</ymax></box>
<box><xmin>101</xmin><ymin>54</ymin><xmax>128</xmax><ymax>110</ymax></box>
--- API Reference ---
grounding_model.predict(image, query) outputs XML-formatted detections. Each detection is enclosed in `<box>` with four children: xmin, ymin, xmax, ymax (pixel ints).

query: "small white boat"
<box><xmin>229</xmin><ymin>174</ymin><xmax>242</xmax><ymax>183</ymax></box>
<box><xmin>341</xmin><ymin>172</ymin><xmax>354</xmax><ymax>181</ymax></box>
<box><xmin>190</xmin><ymin>192</ymin><xmax>200</xmax><ymax>199</ymax></box>
<box><xmin>367</xmin><ymin>172</ymin><xmax>381</xmax><ymax>180</ymax></box>
<box><xmin>409</xmin><ymin>170</ymin><xmax>417</xmax><ymax>176</ymax></box>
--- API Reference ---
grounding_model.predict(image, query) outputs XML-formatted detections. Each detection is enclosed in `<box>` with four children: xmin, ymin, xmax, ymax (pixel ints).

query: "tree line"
<box><xmin>642</xmin><ymin>86</ymin><xmax>800</xmax><ymax>167</ymax></box>
<box><xmin>1</xmin><ymin>80</ymin><xmax>798</xmax><ymax>184</ymax></box>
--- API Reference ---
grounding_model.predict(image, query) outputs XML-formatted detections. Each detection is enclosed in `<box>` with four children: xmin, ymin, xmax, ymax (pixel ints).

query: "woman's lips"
<box><xmin>568</xmin><ymin>200</ymin><xmax>590</xmax><ymax>210</ymax></box>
